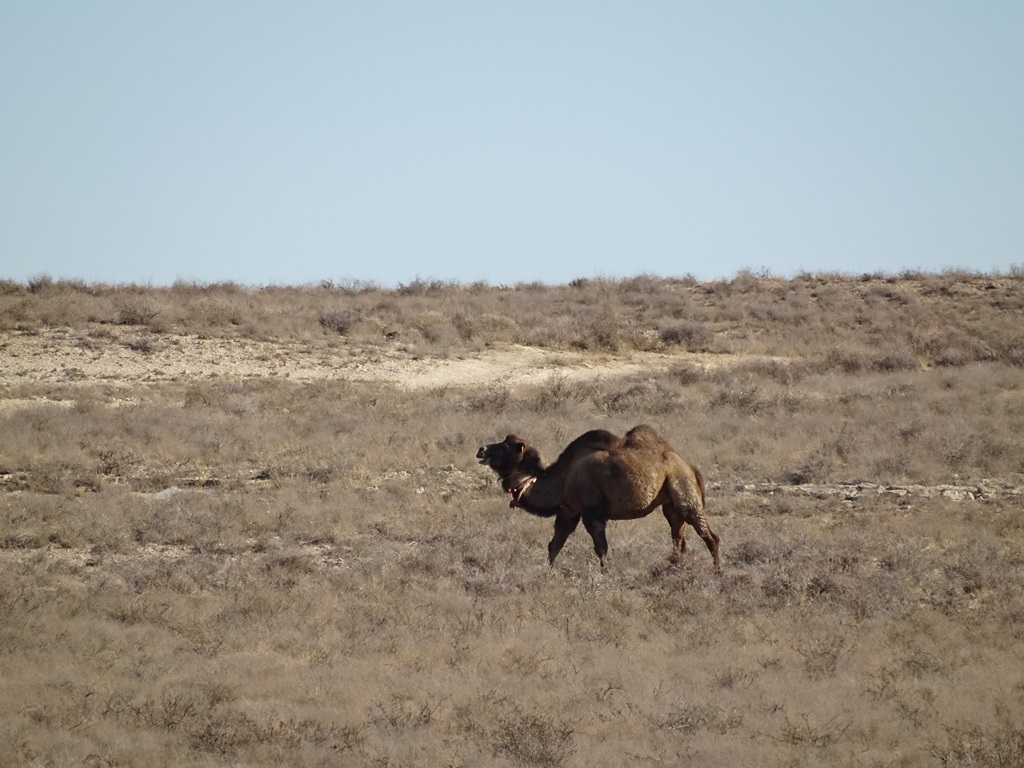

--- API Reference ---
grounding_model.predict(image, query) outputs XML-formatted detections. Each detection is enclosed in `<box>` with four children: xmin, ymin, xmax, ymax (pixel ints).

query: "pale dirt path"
<box><xmin>0</xmin><ymin>325</ymin><xmax>773</xmax><ymax>400</ymax></box>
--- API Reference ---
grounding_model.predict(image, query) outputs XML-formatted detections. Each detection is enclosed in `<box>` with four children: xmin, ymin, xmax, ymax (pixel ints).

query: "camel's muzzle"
<box><xmin>477</xmin><ymin>441</ymin><xmax>515</xmax><ymax>469</ymax></box>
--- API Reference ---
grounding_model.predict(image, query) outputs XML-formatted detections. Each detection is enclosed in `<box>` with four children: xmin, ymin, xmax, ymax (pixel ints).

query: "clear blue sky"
<box><xmin>2</xmin><ymin>2</ymin><xmax>1022</xmax><ymax>287</ymax></box>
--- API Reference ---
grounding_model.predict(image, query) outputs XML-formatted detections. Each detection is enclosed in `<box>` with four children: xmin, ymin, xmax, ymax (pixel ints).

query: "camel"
<box><xmin>476</xmin><ymin>425</ymin><xmax>720</xmax><ymax>571</ymax></box>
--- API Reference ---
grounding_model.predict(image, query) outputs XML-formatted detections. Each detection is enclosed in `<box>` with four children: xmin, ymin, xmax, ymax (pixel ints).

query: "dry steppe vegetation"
<box><xmin>2</xmin><ymin>270</ymin><xmax>1023</xmax><ymax>767</ymax></box>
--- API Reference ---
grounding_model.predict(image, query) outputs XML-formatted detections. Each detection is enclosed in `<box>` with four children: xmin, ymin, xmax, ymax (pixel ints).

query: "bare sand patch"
<box><xmin>0</xmin><ymin>326</ymin><xmax>785</xmax><ymax>394</ymax></box>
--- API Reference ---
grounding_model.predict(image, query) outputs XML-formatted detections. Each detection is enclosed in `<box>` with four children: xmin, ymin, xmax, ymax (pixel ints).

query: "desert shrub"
<box><xmin>602</xmin><ymin>380</ymin><xmax>678</xmax><ymax>415</ymax></box>
<box><xmin>368</xmin><ymin>693</ymin><xmax>443</xmax><ymax>733</ymax></box>
<box><xmin>794</xmin><ymin>628</ymin><xmax>856</xmax><ymax>679</ymax></box>
<box><xmin>662</xmin><ymin>702</ymin><xmax>744</xmax><ymax>734</ymax></box>
<box><xmin>660</xmin><ymin>320</ymin><xmax>714</xmax><ymax>351</ymax></box>
<box><xmin>573</xmin><ymin>311</ymin><xmax>621</xmax><ymax>352</ymax></box>
<box><xmin>776</xmin><ymin>713</ymin><xmax>851</xmax><ymax>748</ymax></box>
<box><xmin>781</xmin><ymin>421</ymin><xmax>860</xmax><ymax>484</ymax></box>
<box><xmin>0</xmin><ymin>279</ymin><xmax>26</xmax><ymax>295</ymax></box>
<box><xmin>931</xmin><ymin>720</ymin><xmax>1024</xmax><ymax>767</ymax></box>
<box><xmin>471</xmin><ymin>312</ymin><xmax>523</xmax><ymax>344</ymax></box>
<box><xmin>526</xmin><ymin>376</ymin><xmax>600</xmax><ymax>413</ymax></box>
<box><xmin>27</xmin><ymin>274</ymin><xmax>56</xmax><ymax>294</ymax></box>
<box><xmin>412</xmin><ymin>309</ymin><xmax>457</xmax><ymax>346</ymax></box>
<box><xmin>663</xmin><ymin>363</ymin><xmax>705</xmax><ymax>387</ymax></box>
<box><xmin>318</xmin><ymin>308</ymin><xmax>360</xmax><ymax>335</ymax></box>
<box><xmin>186</xmin><ymin>296</ymin><xmax>242</xmax><ymax>329</ymax></box>
<box><xmin>708</xmin><ymin>374</ymin><xmax>768</xmax><ymax>415</ymax></box>
<box><xmin>731</xmin><ymin>538</ymin><xmax>775</xmax><ymax>566</ymax></box>
<box><xmin>823</xmin><ymin>347</ymin><xmax>873</xmax><ymax>373</ymax></box>
<box><xmin>488</xmin><ymin>699</ymin><xmax>576</xmax><ymax>767</ymax></box>
<box><xmin>116</xmin><ymin>300</ymin><xmax>161</xmax><ymax>326</ymax></box>
<box><xmin>396</xmin><ymin>277</ymin><xmax>456</xmax><ymax>296</ymax></box>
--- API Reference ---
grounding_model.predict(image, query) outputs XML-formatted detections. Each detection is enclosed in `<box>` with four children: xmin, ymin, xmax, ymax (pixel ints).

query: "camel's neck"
<box><xmin>502</xmin><ymin>464</ymin><xmax>566</xmax><ymax>517</ymax></box>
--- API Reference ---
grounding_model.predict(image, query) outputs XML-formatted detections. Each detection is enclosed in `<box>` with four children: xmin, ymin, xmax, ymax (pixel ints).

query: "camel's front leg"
<box><xmin>548</xmin><ymin>513</ymin><xmax>580</xmax><ymax>565</ymax></box>
<box><xmin>582</xmin><ymin>507</ymin><xmax>609</xmax><ymax>568</ymax></box>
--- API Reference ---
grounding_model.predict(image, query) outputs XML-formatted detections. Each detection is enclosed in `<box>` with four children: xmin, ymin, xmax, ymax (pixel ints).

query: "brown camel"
<box><xmin>476</xmin><ymin>425</ymin><xmax>720</xmax><ymax>571</ymax></box>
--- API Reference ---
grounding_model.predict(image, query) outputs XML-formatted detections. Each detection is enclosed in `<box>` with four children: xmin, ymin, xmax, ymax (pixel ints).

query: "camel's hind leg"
<box><xmin>662</xmin><ymin>503</ymin><xmax>686</xmax><ymax>563</ymax></box>
<box><xmin>669</xmin><ymin>480</ymin><xmax>721</xmax><ymax>573</ymax></box>
<box><xmin>689</xmin><ymin>512</ymin><xmax>720</xmax><ymax>573</ymax></box>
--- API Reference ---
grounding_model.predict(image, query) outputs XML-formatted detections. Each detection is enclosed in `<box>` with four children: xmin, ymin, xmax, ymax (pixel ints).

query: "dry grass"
<box><xmin>2</xmin><ymin>271</ymin><xmax>1024</xmax><ymax>766</ymax></box>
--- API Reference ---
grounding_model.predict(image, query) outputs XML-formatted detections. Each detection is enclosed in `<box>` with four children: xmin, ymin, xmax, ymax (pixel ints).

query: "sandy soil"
<box><xmin>0</xmin><ymin>326</ymin><xmax>776</xmax><ymax>397</ymax></box>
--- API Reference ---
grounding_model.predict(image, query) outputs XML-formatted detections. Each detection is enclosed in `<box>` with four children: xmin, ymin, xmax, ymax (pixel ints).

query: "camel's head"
<box><xmin>476</xmin><ymin>434</ymin><xmax>541</xmax><ymax>476</ymax></box>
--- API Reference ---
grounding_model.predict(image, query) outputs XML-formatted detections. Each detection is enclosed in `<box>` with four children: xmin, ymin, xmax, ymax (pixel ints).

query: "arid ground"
<box><xmin>2</xmin><ymin>272</ymin><xmax>1023</xmax><ymax>767</ymax></box>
